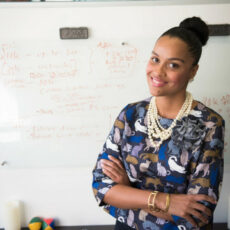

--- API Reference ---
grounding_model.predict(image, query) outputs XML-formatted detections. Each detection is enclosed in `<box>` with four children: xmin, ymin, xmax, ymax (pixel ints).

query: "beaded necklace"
<box><xmin>147</xmin><ymin>92</ymin><xmax>193</xmax><ymax>149</ymax></box>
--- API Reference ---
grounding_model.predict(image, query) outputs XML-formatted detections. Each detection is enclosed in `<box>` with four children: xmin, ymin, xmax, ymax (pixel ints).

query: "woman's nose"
<box><xmin>153</xmin><ymin>63</ymin><xmax>166</xmax><ymax>77</ymax></box>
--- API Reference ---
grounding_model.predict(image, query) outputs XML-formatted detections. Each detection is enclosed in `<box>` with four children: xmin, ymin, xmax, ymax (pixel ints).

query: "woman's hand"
<box><xmin>156</xmin><ymin>192</ymin><xmax>216</xmax><ymax>227</ymax></box>
<box><xmin>101</xmin><ymin>155</ymin><xmax>131</xmax><ymax>186</ymax></box>
<box><xmin>101</xmin><ymin>156</ymin><xmax>215</xmax><ymax>227</ymax></box>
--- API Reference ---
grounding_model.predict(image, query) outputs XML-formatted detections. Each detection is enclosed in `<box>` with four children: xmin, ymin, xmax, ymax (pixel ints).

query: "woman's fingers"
<box><xmin>108</xmin><ymin>155</ymin><xmax>124</xmax><ymax>169</ymax></box>
<box><xmin>101</xmin><ymin>159</ymin><xmax>123</xmax><ymax>174</ymax></box>
<box><xmin>187</xmin><ymin>194</ymin><xmax>214</xmax><ymax>216</ymax></box>
<box><xmin>100</xmin><ymin>157</ymin><xmax>130</xmax><ymax>185</ymax></box>
<box><xmin>193</xmin><ymin>194</ymin><xmax>217</xmax><ymax>204</ymax></box>
<box><xmin>169</xmin><ymin>194</ymin><xmax>213</xmax><ymax>226</ymax></box>
<box><xmin>192</xmin><ymin>202</ymin><xmax>212</xmax><ymax>216</ymax></box>
<box><xmin>102</xmin><ymin>166</ymin><xmax>120</xmax><ymax>181</ymax></box>
<box><xmin>101</xmin><ymin>160</ymin><xmax>120</xmax><ymax>175</ymax></box>
<box><xmin>184</xmin><ymin>215</ymin><xmax>198</xmax><ymax>228</ymax></box>
<box><xmin>189</xmin><ymin>208</ymin><xmax>208</xmax><ymax>224</ymax></box>
<box><xmin>101</xmin><ymin>158</ymin><xmax>118</xmax><ymax>168</ymax></box>
<box><xmin>101</xmin><ymin>156</ymin><xmax>125</xmax><ymax>173</ymax></box>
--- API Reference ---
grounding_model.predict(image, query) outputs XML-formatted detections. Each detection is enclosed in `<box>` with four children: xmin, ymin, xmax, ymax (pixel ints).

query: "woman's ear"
<box><xmin>190</xmin><ymin>64</ymin><xmax>199</xmax><ymax>80</ymax></box>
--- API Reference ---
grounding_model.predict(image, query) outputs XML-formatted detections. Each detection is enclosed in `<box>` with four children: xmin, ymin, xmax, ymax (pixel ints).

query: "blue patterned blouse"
<box><xmin>92</xmin><ymin>97</ymin><xmax>225</xmax><ymax>230</ymax></box>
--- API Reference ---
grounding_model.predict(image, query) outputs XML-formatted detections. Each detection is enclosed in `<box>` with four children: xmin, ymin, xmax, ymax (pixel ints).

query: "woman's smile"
<box><xmin>151</xmin><ymin>76</ymin><xmax>168</xmax><ymax>87</ymax></box>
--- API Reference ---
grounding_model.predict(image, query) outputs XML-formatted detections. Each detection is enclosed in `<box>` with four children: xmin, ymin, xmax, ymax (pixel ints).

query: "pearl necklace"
<box><xmin>147</xmin><ymin>92</ymin><xmax>193</xmax><ymax>149</ymax></box>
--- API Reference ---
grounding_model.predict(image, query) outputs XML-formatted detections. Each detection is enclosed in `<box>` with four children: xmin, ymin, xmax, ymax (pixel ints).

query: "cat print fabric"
<box><xmin>92</xmin><ymin>97</ymin><xmax>225</xmax><ymax>230</ymax></box>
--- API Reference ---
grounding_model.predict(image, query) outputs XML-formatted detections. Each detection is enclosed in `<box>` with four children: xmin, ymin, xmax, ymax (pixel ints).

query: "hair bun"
<box><xmin>179</xmin><ymin>17</ymin><xmax>209</xmax><ymax>46</ymax></box>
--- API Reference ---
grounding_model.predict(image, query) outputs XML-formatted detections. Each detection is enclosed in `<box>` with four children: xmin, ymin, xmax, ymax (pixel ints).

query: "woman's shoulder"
<box><xmin>126</xmin><ymin>97</ymin><xmax>152</xmax><ymax>109</ymax></box>
<box><xmin>121</xmin><ymin>97</ymin><xmax>152</xmax><ymax>121</ymax></box>
<box><xmin>192</xmin><ymin>100</ymin><xmax>225</xmax><ymax>127</ymax></box>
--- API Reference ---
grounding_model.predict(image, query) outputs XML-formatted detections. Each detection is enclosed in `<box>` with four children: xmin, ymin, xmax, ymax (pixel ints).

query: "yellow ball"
<box><xmin>28</xmin><ymin>217</ymin><xmax>43</xmax><ymax>230</ymax></box>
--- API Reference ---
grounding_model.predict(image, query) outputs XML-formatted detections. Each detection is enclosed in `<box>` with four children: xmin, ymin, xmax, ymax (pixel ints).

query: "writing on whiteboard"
<box><xmin>202</xmin><ymin>95</ymin><xmax>230</xmax><ymax>153</ymax></box>
<box><xmin>1</xmin><ymin>40</ymin><xmax>229</xmax><ymax>166</ymax></box>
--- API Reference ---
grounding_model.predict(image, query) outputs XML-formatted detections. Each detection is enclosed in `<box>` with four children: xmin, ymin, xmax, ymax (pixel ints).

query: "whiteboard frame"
<box><xmin>0</xmin><ymin>0</ymin><xmax>230</xmax><ymax>8</ymax></box>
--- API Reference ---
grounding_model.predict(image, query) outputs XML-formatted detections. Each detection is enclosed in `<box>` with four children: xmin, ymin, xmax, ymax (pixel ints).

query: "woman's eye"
<box><xmin>151</xmin><ymin>57</ymin><xmax>159</xmax><ymax>63</ymax></box>
<box><xmin>168</xmin><ymin>63</ymin><xmax>179</xmax><ymax>69</ymax></box>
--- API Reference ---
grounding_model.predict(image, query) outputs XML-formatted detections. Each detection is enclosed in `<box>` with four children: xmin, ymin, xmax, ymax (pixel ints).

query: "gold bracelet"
<box><xmin>148</xmin><ymin>191</ymin><xmax>161</xmax><ymax>212</ymax></box>
<box><xmin>147</xmin><ymin>192</ymin><xmax>155</xmax><ymax>211</ymax></box>
<box><xmin>162</xmin><ymin>193</ymin><xmax>170</xmax><ymax>212</ymax></box>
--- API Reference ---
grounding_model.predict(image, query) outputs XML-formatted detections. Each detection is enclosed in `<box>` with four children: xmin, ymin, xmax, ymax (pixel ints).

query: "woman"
<box><xmin>92</xmin><ymin>17</ymin><xmax>225</xmax><ymax>230</ymax></box>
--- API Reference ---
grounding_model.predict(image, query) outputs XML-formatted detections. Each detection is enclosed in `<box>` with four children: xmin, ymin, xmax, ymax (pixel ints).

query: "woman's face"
<box><xmin>146</xmin><ymin>35</ymin><xmax>198</xmax><ymax>99</ymax></box>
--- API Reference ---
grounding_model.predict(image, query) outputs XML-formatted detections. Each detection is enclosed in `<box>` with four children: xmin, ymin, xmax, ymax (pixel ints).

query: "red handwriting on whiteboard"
<box><xmin>90</xmin><ymin>42</ymin><xmax>138</xmax><ymax>75</ymax></box>
<box><xmin>105</xmin><ymin>47</ymin><xmax>138</xmax><ymax>74</ymax></box>
<box><xmin>202</xmin><ymin>95</ymin><xmax>230</xmax><ymax>124</ymax></box>
<box><xmin>40</xmin><ymin>79</ymin><xmax>54</xmax><ymax>86</ymax></box>
<box><xmin>4</xmin><ymin>79</ymin><xmax>25</xmax><ymax>88</ymax></box>
<box><xmin>221</xmin><ymin>95</ymin><xmax>230</xmax><ymax>105</ymax></box>
<box><xmin>0</xmin><ymin>43</ymin><xmax>20</xmax><ymax>76</ymax></box>
<box><xmin>30</xmin><ymin>72</ymin><xmax>45</xmax><ymax>79</ymax></box>
<box><xmin>36</xmin><ymin>109</ymin><xmax>54</xmax><ymax>115</ymax></box>
<box><xmin>29</xmin><ymin>125</ymin><xmax>95</xmax><ymax>140</ymax></box>
<box><xmin>1</xmin><ymin>63</ymin><xmax>20</xmax><ymax>76</ymax></box>
<box><xmin>97</xmin><ymin>42</ymin><xmax>112</xmax><ymax>49</ymax></box>
<box><xmin>224</xmin><ymin>141</ymin><xmax>229</xmax><ymax>153</ymax></box>
<box><xmin>66</xmin><ymin>48</ymin><xmax>78</xmax><ymax>56</ymax></box>
<box><xmin>0</xmin><ymin>43</ymin><xmax>19</xmax><ymax>61</ymax></box>
<box><xmin>202</xmin><ymin>97</ymin><xmax>219</xmax><ymax>107</ymax></box>
<box><xmin>202</xmin><ymin>95</ymin><xmax>230</xmax><ymax>107</ymax></box>
<box><xmin>49</xmin><ymin>69</ymin><xmax>78</xmax><ymax>79</ymax></box>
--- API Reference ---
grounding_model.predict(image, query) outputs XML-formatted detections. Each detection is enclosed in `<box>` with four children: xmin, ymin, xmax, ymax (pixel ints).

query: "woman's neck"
<box><xmin>155</xmin><ymin>93</ymin><xmax>187</xmax><ymax>119</ymax></box>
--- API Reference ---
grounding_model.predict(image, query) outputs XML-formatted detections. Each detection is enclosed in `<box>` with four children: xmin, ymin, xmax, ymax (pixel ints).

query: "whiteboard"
<box><xmin>0</xmin><ymin>39</ymin><xmax>150</xmax><ymax>167</ymax></box>
<box><xmin>0</xmin><ymin>36</ymin><xmax>229</xmax><ymax>168</ymax></box>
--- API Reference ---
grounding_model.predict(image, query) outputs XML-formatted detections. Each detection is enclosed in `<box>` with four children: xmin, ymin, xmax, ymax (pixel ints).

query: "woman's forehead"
<box><xmin>153</xmin><ymin>35</ymin><xmax>192</xmax><ymax>61</ymax></box>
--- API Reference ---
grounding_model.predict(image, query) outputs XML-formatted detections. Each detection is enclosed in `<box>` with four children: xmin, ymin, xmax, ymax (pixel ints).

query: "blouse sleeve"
<box><xmin>172</xmin><ymin>118</ymin><xmax>225</xmax><ymax>229</ymax></box>
<box><xmin>92</xmin><ymin>105</ymin><xmax>127</xmax><ymax>206</ymax></box>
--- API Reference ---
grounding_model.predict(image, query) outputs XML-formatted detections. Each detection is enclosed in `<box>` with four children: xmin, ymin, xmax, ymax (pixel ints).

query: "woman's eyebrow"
<box><xmin>168</xmin><ymin>57</ymin><xmax>185</xmax><ymax>63</ymax></box>
<box><xmin>152</xmin><ymin>51</ymin><xmax>185</xmax><ymax>63</ymax></box>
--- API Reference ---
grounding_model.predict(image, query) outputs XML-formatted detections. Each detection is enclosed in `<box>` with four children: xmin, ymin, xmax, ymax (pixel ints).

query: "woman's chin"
<box><xmin>149</xmin><ymin>88</ymin><xmax>164</xmax><ymax>97</ymax></box>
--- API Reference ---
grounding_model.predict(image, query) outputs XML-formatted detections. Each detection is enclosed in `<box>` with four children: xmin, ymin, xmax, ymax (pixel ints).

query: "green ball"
<box><xmin>30</xmin><ymin>217</ymin><xmax>43</xmax><ymax>223</ymax></box>
<box><xmin>28</xmin><ymin>217</ymin><xmax>43</xmax><ymax>230</ymax></box>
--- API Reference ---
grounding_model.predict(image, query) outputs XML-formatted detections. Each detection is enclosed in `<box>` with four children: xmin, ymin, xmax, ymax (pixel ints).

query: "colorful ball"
<box><xmin>42</xmin><ymin>218</ymin><xmax>55</xmax><ymax>230</ymax></box>
<box><xmin>28</xmin><ymin>217</ymin><xmax>43</xmax><ymax>230</ymax></box>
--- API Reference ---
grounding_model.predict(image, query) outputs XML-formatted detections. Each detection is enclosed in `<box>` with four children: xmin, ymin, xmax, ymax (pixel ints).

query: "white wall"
<box><xmin>0</xmin><ymin>1</ymin><xmax>230</xmax><ymax>227</ymax></box>
<box><xmin>1</xmin><ymin>167</ymin><xmax>230</xmax><ymax>226</ymax></box>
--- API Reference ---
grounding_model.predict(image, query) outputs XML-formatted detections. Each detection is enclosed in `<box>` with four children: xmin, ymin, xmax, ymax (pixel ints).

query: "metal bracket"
<box><xmin>208</xmin><ymin>24</ymin><xmax>230</xmax><ymax>36</ymax></box>
<box><xmin>60</xmin><ymin>27</ymin><xmax>89</xmax><ymax>39</ymax></box>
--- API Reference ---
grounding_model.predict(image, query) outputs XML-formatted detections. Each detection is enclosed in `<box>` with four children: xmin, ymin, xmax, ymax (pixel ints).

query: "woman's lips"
<box><xmin>150</xmin><ymin>77</ymin><xmax>167</xmax><ymax>87</ymax></box>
